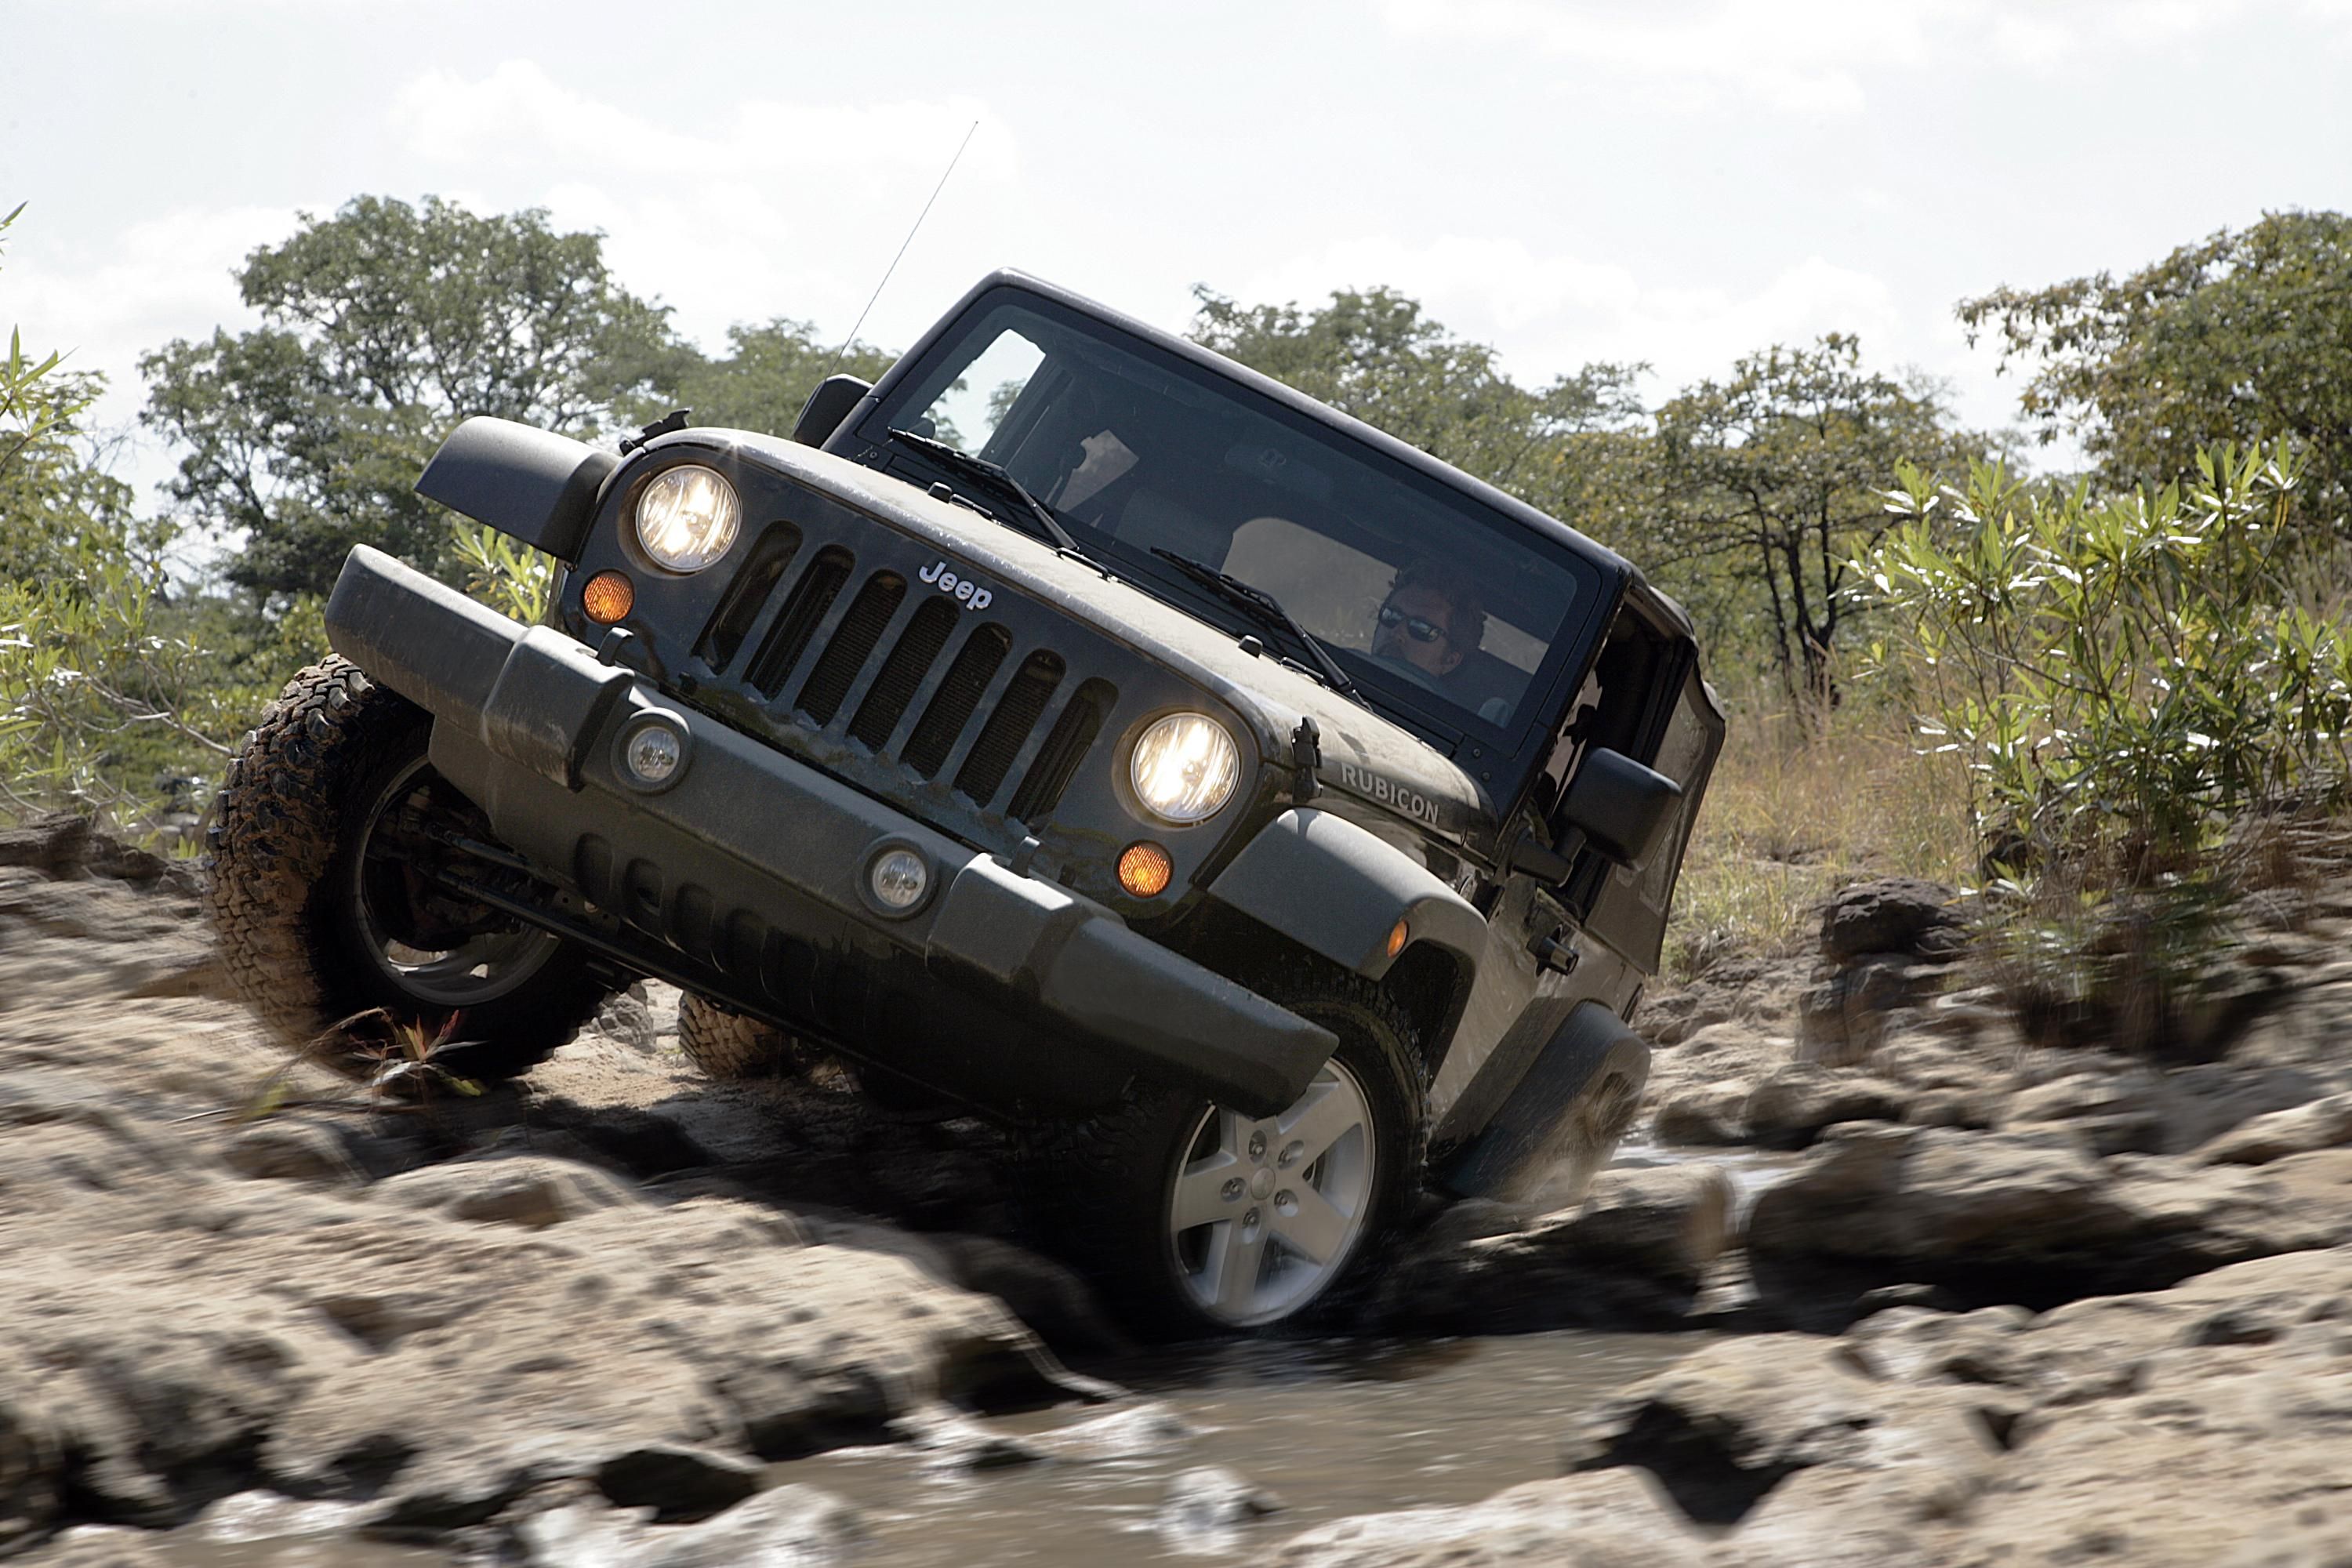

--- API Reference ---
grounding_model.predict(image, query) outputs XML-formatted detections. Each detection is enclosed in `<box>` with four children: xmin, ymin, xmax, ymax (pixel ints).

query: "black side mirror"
<box><xmin>1561</xmin><ymin>747</ymin><xmax>1682</xmax><ymax>867</ymax></box>
<box><xmin>792</xmin><ymin>374</ymin><xmax>873</xmax><ymax>447</ymax></box>
<box><xmin>1505</xmin><ymin>747</ymin><xmax>1683</xmax><ymax>883</ymax></box>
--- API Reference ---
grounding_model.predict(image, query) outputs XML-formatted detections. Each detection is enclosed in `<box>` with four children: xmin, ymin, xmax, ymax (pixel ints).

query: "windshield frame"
<box><xmin>837</xmin><ymin>274</ymin><xmax>1628</xmax><ymax>795</ymax></box>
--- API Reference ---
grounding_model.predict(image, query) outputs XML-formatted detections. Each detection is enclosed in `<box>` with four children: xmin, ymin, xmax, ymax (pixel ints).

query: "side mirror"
<box><xmin>792</xmin><ymin>374</ymin><xmax>873</xmax><ymax>448</ymax></box>
<box><xmin>1560</xmin><ymin>747</ymin><xmax>1683</xmax><ymax>867</ymax></box>
<box><xmin>1504</xmin><ymin>747</ymin><xmax>1683</xmax><ymax>884</ymax></box>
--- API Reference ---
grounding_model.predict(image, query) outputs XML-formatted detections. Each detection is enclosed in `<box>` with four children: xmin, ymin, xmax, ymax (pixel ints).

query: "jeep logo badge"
<box><xmin>919</xmin><ymin>559</ymin><xmax>993</xmax><ymax>612</ymax></box>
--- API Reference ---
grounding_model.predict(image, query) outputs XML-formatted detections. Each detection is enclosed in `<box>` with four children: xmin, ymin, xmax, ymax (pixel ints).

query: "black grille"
<box><xmin>747</xmin><ymin>546</ymin><xmax>851</xmax><ymax>697</ymax></box>
<box><xmin>716</xmin><ymin>539</ymin><xmax>1116</xmax><ymax>816</ymax></box>
<box><xmin>798</xmin><ymin>572</ymin><xmax>905</xmax><ymax>724</ymax></box>
<box><xmin>903</xmin><ymin>624</ymin><xmax>1011</xmax><ymax>779</ymax></box>
<box><xmin>695</xmin><ymin>523</ymin><xmax>801</xmax><ymax>670</ymax></box>
<box><xmin>851</xmin><ymin>596</ymin><xmax>959</xmax><ymax>749</ymax></box>
<box><xmin>957</xmin><ymin>651</ymin><xmax>1064</xmax><ymax>805</ymax></box>
<box><xmin>1008</xmin><ymin>677</ymin><xmax>1112</xmax><ymax>824</ymax></box>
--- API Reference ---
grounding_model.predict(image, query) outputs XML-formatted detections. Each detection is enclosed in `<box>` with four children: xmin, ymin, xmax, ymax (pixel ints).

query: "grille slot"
<box><xmin>957</xmin><ymin>651</ymin><xmax>1065</xmax><ymax>805</ymax></box>
<box><xmin>695</xmin><ymin>523</ymin><xmax>802</xmax><ymax>670</ymax></box>
<box><xmin>902</xmin><ymin>625</ymin><xmax>1011</xmax><ymax>779</ymax></box>
<box><xmin>1007</xmin><ymin>678</ymin><xmax>1114</xmax><ymax>824</ymax></box>
<box><xmin>798</xmin><ymin>572</ymin><xmax>906</xmax><ymax>724</ymax></box>
<box><xmin>851</xmin><ymin>596</ymin><xmax>959</xmax><ymax>749</ymax></box>
<box><xmin>746</xmin><ymin>546</ymin><xmax>851</xmax><ymax>697</ymax></box>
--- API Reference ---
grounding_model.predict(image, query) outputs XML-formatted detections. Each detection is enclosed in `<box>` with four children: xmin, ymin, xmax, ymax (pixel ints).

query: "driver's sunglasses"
<box><xmin>1377</xmin><ymin>603</ymin><xmax>1452</xmax><ymax>645</ymax></box>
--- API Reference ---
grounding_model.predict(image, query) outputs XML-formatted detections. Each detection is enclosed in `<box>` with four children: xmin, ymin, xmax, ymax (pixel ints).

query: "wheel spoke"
<box><xmin>1210</xmin><ymin>1221</ymin><xmax>1271</xmax><ymax>1315</ymax></box>
<box><xmin>1272</xmin><ymin>1182</ymin><xmax>1351</xmax><ymax>1265</ymax></box>
<box><xmin>1280</xmin><ymin>1079</ymin><xmax>1361</xmax><ymax>1167</ymax></box>
<box><xmin>1171</xmin><ymin>1150</ymin><xmax>1240</xmax><ymax>1231</ymax></box>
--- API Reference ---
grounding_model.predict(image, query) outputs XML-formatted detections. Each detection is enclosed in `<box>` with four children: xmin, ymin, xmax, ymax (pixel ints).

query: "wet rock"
<box><xmin>516</xmin><ymin>1484</ymin><xmax>865</xmax><ymax>1567</ymax></box>
<box><xmin>1032</xmin><ymin>1402</ymin><xmax>1200</xmax><ymax>1461</ymax></box>
<box><xmin>1748</xmin><ymin>1123</ymin><xmax>2352</xmax><ymax>1309</ymax></box>
<box><xmin>2002</xmin><ymin>1068</ymin><xmax>2167</xmax><ymax>1154</ymax></box>
<box><xmin>594</xmin><ymin>1443</ymin><xmax>763</xmax><ymax>1517</ymax></box>
<box><xmin>17</xmin><ymin>1526</ymin><xmax>174</xmax><ymax>1567</ymax></box>
<box><xmin>373</xmin><ymin>1153</ymin><xmax>646</xmax><ymax>1229</ymax></box>
<box><xmin>1741</xmin><ymin>1065</ymin><xmax>1910</xmax><ymax>1150</ymax></box>
<box><xmin>193</xmin><ymin>1489</ymin><xmax>369</xmax><ymax>1542</ymax></box>
<box><xmin>1817</xmin><ymin>877</ymin><xmax>1963</xmax><ymax>964</ymax></box>
<box><xmin>1841</xmin><ymin>1305</ymin><xmax>2031</xmax><ymax>1391</ymax></box>
<box><xmin>1653</xmin><ymin>1079</ymin><xmax>1751</xmax><ymax>1145</ymax></box>
<box><xmin>1274</xmin><ymin>1468</ymin><xmax>1706</xmax><ymax>1567</ymax></box>
<box><xmin>2193</xmin><ymin>1091</ymin><xmax>2352</xmax><ymax>1165</ymax></box>
<box><xmin>1563</xmin><ymin>1334</ymin><xmax>2002</xmax><ymax>1530</ymax></box>
<box><xmin>1377</xmin><ymin>1167</ymin><xmax>1735</xmax><ymax>1331</ymax></box>
<box><xmin>1160</xmin><ymin>1466</ymin><xmax>1283</xmax><ymax>1534</ymax></box>
<box><xmin>888</xmin><ymin>1404</ymin><xmax>1046</xmax><ymax>1472</ymax></box>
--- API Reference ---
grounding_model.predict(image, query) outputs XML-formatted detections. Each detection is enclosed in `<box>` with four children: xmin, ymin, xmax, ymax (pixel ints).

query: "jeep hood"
<box><xmin>681</xmin><ymin>430</ymin><xmax>1494</xmax><ymax>847</ymax></box>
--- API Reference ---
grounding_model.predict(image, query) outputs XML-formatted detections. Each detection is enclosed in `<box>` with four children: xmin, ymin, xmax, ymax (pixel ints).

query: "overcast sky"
<box><xmin>9</xmin><ymin>0</ymin><xmax>2350</xmax><ymax>503</ymax></box>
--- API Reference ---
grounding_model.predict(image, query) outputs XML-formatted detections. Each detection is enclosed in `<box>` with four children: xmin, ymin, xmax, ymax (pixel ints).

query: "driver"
<box><xmin>1371</xmin><ymin>558</ymin><xmax>1486</xmax><ymax>683</ymax></box>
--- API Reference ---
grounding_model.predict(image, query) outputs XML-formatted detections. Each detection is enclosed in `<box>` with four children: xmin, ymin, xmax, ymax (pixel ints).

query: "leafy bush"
<box><xmin>1865</xmin><ymin>443</ymin><xmax>2352</xmax><ymax>1051</ymax></box>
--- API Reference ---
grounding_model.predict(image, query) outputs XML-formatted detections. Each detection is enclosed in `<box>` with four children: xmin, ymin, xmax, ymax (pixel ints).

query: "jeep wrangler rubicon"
<box><xmin>208</xmin><ymin>270</ymin><xmax>1722</xmax><ymax>1334</ymax></box>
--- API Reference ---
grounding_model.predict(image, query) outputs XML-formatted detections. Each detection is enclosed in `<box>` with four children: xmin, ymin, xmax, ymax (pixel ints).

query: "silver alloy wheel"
<box><xmin>1163</xmin><ymin>1055</ymin><xmax>1380</xmax><ymax>1327</ymax></box>
<box><xmin>351</xmin><ymin>757</ymin><xmax>562</xmax><ymax>1008</ymax></box>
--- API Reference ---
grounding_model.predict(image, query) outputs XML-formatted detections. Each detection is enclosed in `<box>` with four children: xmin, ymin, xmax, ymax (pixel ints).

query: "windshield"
<box><xmin>865</xmin><ymin>298</ymin><xmax>1587</xmax><ymax>736</ymax></box>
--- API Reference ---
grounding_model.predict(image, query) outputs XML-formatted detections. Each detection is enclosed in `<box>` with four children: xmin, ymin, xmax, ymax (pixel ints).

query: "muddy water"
<box><xmin>147</xmin><ymin>1147</ymin><xmax>1779</xmax><ymax>1565</ymax></box>
<box><xmin>788</xmin><ymin>1330</ymin><xmax>1696</xmax><ymax>1565</ymax></box>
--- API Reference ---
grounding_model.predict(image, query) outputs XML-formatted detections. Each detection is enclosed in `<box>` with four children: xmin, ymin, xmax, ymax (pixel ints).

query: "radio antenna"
<box><xmin>826</xmin><ymin>118</ymin><xmax>979</xmax><ymax>377</ymax></box>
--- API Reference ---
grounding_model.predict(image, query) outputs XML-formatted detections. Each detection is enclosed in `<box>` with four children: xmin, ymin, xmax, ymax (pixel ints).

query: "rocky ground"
<box><xmin>5</xmin><ymin>817</ymin><xmax>2352</xmax><ymax>1564</ymax></box>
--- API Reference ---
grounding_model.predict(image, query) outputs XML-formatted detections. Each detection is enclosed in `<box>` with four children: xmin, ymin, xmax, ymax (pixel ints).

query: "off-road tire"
<box><xmin>207</xmin><ymin>655</ymin><xmax>609</xmax><ymax>1079</ymax></box>
<box><xmin>677</xmin><ymin>993</ymin><xmax>797</xmax><ymax>1079</ymax></box>
<box><xmin>1018</xmin><ymin>957</ymin><xmax>1429</xmax><ymax>1338</ymax></box>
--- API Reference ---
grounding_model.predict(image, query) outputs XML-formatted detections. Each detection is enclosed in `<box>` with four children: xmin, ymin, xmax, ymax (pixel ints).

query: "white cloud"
<box><xmin>387</xmin><ymin>63</ymin><xmax>1022</xmax><ymax>350</ymax></box>
<box><xmin>1231</xmin><ymin>234</ymin><xmax>1907</xmax><ymax>388</ymax></box>
<box><xmin>1379</xmin><ymin>0</ymin><xmax>2274</xmax><ymax>114</ymax></box>
<box><xmin>6</xmin><ymin>204</ymin><xmax>302</xmax><ymax>502</ymax></box>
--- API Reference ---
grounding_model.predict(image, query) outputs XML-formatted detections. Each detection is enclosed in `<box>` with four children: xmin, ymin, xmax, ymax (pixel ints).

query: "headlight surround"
<box><xmin>633</xmin><ymin>464</ymin><xmax>741</xmax><ymax>572</ymax></box>
<box><xmin>1128</xmin><ymin>713</ymin><xmax>1240</xmax><ymax>825</ymax></box>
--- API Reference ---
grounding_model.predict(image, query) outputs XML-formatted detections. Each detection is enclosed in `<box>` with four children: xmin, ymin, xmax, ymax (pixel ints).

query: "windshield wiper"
<box><xmin>887</xmin><ymin>427</ymin><xmax>1080</xmax><ymax>553</ymax></box>
<box><xmin>1149</xmin><ymin>549</ymin><xmax>1367</xmax><ymax>706</ymax></box>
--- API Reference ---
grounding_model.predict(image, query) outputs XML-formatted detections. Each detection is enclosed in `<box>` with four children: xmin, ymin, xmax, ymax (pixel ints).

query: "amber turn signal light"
<box><xmin>582</xmin><ymin>570</ymin><xmax>635</xmax><ymax>625</ymax></box>
<box><xmin>1117</xmin><ymin>841</ymin><xmax>1174</xmax><ymax>898</ymax></box>
<box><xmin>1387</xmin><ymin>917</ymin><xmax>1410</xmax><ymax>959</ymax></box>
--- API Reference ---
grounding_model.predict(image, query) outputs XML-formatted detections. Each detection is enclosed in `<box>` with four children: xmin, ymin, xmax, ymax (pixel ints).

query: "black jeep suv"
<box><xmin>208</xmin><ymin>270</ymin><xmax>1721</xmax><ymax>1333</ymax></box>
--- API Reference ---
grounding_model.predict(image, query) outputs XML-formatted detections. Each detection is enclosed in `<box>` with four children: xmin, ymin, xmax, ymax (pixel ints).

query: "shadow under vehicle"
<box><xmin>207</xmin><ymin>270</ymin><xmax>1723</xmax><ymax>1334</ymax></box>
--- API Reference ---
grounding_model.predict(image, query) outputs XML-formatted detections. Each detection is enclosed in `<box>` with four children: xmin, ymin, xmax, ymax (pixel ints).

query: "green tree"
<box><xmin>1651</xmin><ymin>335</ymin><xmax>1982</xmax><ymax>698</ymax></box>
<box><xmin>141</xmin><ymin>194</ymin><xmax>691</xmax><ymax>601</ymax></box>
<box><xmin>1958</xmin><ymin>210</ymin><xmax>2352</xmax><ymax>527</ymax></box>
<box><xmin>656</xmin><ymin>317</ymin><xmax>893</xmax><ymax>437</ymax></box>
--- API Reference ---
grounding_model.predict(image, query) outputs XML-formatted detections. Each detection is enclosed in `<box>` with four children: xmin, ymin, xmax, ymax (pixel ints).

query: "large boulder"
<box><xmin>1817</xmin><ymin>878</ymin><xmax>1965</xmax><ymax>964</ymax></box>
<box><xmin>1748</xmin><ymin>1122</ymin><xmax>2352</xmax><ymax>1309</ymax></box>
<box><xmin>1376</xmin><ymin>1167</ymin><xmax>1737</xmax><ymax>1332</ymax></box>
<box><xmin>1740</xmin><ymin>1066</ymin><xmax>1911</xmax><ymax>1150</ymax></box>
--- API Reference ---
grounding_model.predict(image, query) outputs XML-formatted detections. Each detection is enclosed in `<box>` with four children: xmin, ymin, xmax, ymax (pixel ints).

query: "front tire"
<box><xmin>208</xmin><ymin>656</ymin><xmax>611</xmax><ymax>1080</ymax></box>
<box><xmin>1024</xmin><ymin>964</ymin><xmax>1428</xmax><ymax>1336</ymax></box>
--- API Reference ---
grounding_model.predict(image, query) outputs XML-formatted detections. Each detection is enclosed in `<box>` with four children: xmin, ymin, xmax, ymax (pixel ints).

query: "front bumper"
<box><xmin>323</xmin><ymin>546</ymin><xmax>1334</xmax><ymax>1116</ymax></box>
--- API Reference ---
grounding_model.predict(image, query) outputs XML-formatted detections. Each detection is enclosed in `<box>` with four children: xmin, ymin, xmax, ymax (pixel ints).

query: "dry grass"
<box><xmin>1666</xmin><ymin>687</ymin><xmax>1973</xmax><ymax>980</ymax></box>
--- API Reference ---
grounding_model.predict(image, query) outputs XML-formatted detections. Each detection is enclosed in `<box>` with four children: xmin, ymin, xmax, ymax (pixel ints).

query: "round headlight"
<box><xmin>1129</xmin><ymin>713</ymin><xmax>1240</xmax><ymax>825</ymax></box>
<box><xmin>633</xmin><ymin>464</ymin><xmax>740</xmax><ymax>572</ymax></box>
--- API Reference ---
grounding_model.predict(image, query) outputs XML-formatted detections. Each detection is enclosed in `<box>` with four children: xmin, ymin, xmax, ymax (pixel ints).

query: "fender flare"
<box><xmin>1205</xmin><ymin>807</ymin><xmax>1486</xmax><ymax>986</ymax></box>
<box><xmin>416</xmin><ymin>416</ymin><xmax>619</xmax><ymax>562</ymax></box>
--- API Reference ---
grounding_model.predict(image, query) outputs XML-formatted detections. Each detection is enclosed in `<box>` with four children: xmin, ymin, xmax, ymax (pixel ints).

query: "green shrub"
<box><xmin>1864</xmin><ymin>443</ymin><xmax>2352</xmax><ymax>1051</ymax></box>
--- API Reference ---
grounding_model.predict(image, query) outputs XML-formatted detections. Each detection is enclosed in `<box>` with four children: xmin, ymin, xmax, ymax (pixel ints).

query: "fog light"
<box><xmin>583</xmin><ymin>570</ymin><xmax>635</xmax><ymax>625</ymax></box>
<box><xmin>869</xmin><ymin>847</ymin><xmax>930</xmax><ymax>912</ymax></box>
<box><xmin>1117</xmin><ymin>841</ymin><xmax>1173</xmax><ymax>898</ymax></box>
<box><xmin>623</xmin><ymin>723</ymin><xmax>682</xmax><ymax>785</ymax></box>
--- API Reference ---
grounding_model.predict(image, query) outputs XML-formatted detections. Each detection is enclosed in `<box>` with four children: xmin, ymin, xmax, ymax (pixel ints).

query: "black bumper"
<box><xmin>322</xmin><ymin>546</ymin><xmax>1334</xmax><ymax>1117</ymax></box>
